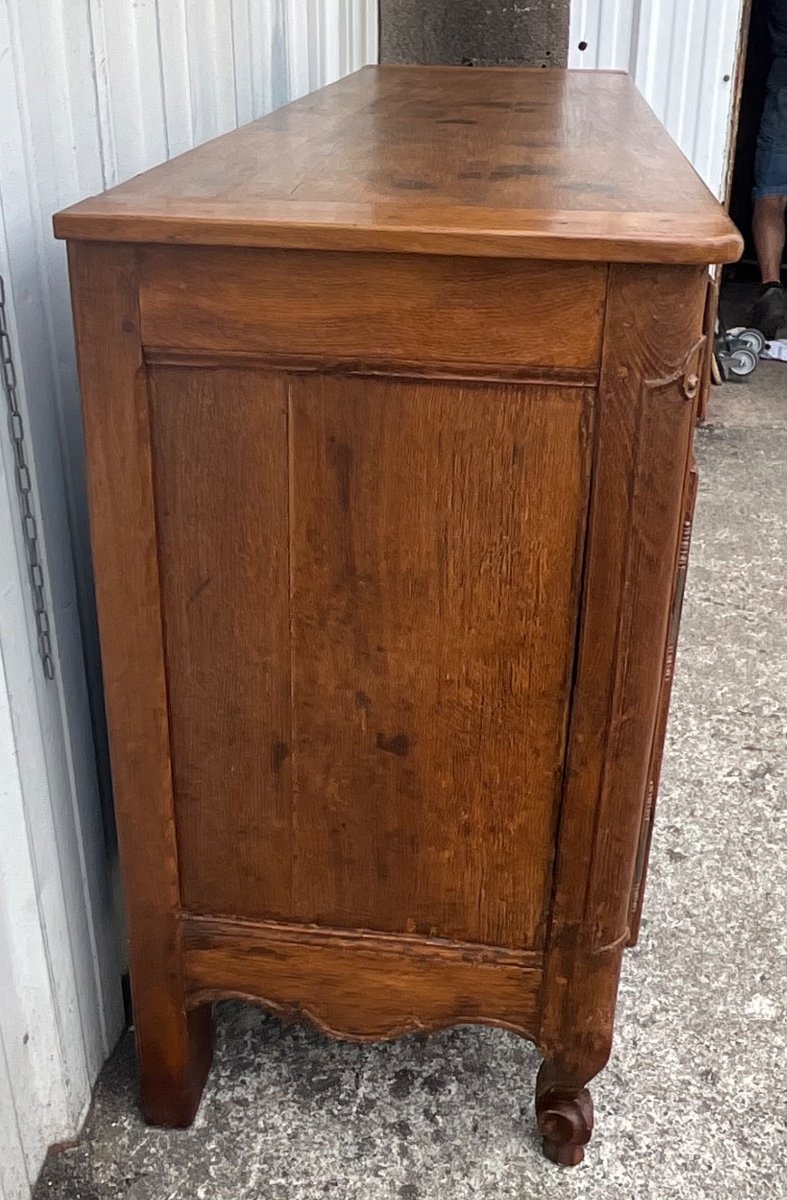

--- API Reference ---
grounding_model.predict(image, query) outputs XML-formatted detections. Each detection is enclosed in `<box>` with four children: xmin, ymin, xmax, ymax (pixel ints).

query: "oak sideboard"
<box><xmin>55</xmin><ymin>65</ymin><xmax>741</xmax><ymax>1165</ymax></box>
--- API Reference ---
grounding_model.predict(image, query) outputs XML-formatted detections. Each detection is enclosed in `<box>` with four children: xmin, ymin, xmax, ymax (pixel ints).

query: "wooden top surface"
<box><xmin>54</xmin><ymin>66</ymin><xmax>742</xmax><ymax>264</ymax></box>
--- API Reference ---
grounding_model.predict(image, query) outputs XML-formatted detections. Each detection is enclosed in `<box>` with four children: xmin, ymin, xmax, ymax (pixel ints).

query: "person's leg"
<box><xmin>750</xmin><ymin>83</ymin><xmax>787</xmax><ymax>337</ymax></box>
<box><xmin>753</xmin><ymin>194</ymin><xmax>787</xmax><ymax>284</ymax></box>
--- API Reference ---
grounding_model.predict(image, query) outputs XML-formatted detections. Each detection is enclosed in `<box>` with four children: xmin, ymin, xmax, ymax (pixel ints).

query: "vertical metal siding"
<box><xmin>0</xmin><ymin>4</ymin><xmax>378</xmax><ymax>1198</ymax></box>
<box><xmin>87</xmin><ymin>0</ymin><xmax>378</xmax><ymax>187</ymax></box>
<box><xmin>569</xmin><ymin>0</ymin><xmax>746</xmax><ymax>198</ymax></box>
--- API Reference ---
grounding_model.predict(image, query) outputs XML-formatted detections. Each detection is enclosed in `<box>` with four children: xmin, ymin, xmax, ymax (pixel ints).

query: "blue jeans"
<box><xmin>753</xmin><ymin>79</ymin><xmax>787</xmax><ymax>199</ymax></box>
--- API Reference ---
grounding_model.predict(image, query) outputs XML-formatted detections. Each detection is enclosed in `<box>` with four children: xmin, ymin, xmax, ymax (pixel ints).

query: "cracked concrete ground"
<box><xmin>34</xmin><ymin>345</ymin><xmax>786</xmax><ymax>1200</ymax></box>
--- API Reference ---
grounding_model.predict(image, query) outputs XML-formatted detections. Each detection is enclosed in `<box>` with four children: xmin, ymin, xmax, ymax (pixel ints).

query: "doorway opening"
<box><xmin>724</xmin><ymin>0</ymin><xmax>786</xmax><ymax>332</ymax></box>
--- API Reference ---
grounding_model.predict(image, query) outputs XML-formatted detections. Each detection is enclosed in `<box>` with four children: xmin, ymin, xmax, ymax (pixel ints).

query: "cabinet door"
<box><xmin>149</xmin><ymin>367</ymin><xmax>593</xmax><ymax>950</ymax></box>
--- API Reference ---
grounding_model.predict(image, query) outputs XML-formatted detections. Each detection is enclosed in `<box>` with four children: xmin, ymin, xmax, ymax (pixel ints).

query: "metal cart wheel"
<box><xmin>736</xmin><ymin>328</ymin><xmax>766</xmax><ymax>356</ymax></box>
<box><xmin>726</xmin><ymin>347</ymin><xmax>758</xmax><ymax>378</ymax></box>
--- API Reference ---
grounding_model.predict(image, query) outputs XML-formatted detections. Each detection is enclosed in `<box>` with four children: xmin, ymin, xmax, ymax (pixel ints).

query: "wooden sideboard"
<box><xmin>55</xmin><ymin>66</ymin><xmax>741</xmax><ymax>1166</ymax></box>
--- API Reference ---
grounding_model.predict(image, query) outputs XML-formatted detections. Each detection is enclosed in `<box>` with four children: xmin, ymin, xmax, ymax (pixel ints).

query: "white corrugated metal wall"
<box><xmin>569</xmin><ymin>0</ymin><xmax>747</xmax><ymax>198</ymax></box>
<box><xmin>0</xmin><ymin>5</ymin><xmax>377</xmax><ymax>1199</ymax></box>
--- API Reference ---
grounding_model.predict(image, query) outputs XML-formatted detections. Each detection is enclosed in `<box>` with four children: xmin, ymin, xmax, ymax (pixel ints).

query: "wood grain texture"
<box><xmin>144</xmin><ymin>347</ymin><xmax>599</xmax><ymax>388</ymax></box>
<box><xmin>628</xmin><ymin>463</ymin><xmax>699</xmax><ymax>945</ymax></box>
<box><xmin>147</xmin><ymin>367</ymin><xmax>592</xmax><ymax>947</ymax></box>
<box><xmin>148</xmin><ymin>367</ymin><xmax>293</xmax><ymax>920</ymax></box>
<box><xmin>289</xmin><ymin>375</ymin><xmax>593</xmax><ymax>948</ymax></box>
<box><xmin>139</xmin><ymin>247</ymin><xmax>607</xmax><ymax>372</ymax></box>
<box><xmin>54</xmin><ymin>66</ymin><xmax>742</xmax><ymax>264</ymax></box>
<box><xmin>181</xmin><ymin>915</ymin><xmax>542</xmax><ymax>1041</ymax></box>
<box><xmin>538</xmin><ymin>266</ymin><xmax>708</xmax><ymax>1092</ymax></box>
<box><xmin>66</xmin><ymin>244</ymin><xmax>212</xmax><ymax>1127</ymax></box>
<box><xmin>698</xmin><ymin>273</ymin><xmax>719</xmax><ymax>424</ymax></box>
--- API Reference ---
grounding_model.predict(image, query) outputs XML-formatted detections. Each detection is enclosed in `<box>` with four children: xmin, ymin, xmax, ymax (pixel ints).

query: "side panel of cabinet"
<box><xmin>148</xmin><ymin>367</ymin><xmax>594</xmax><ymax>950</ymax></box>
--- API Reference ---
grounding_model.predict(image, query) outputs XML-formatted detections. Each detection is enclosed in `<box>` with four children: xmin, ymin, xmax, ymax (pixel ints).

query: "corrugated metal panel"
<box><xmin>87</xmin><ymin>0</ymin><xmax>378</xmax><ymax>186</ymax></box>
<box><xmin>0</xmin><ymin>4</ymin><xmax>378</xmax><ymax>1198</ymax></box>
<box><xmin>569</xmin><ymin>0</ymin><xmax>746</xmax><ymax>198</ymax></box>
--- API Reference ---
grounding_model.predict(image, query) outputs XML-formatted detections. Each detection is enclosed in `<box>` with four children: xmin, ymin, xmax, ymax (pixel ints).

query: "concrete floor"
<box><xmin>35</xmin><ymin>356</ymin><xmax>786</xmax><ymax>1200</ymax></box>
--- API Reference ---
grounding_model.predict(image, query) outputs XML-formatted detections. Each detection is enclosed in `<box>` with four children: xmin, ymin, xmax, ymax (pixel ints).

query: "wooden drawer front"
<box><xmin>139</xmin><ymin>246</ymin><xmax>606</xmax><ymax>377</ymax></box>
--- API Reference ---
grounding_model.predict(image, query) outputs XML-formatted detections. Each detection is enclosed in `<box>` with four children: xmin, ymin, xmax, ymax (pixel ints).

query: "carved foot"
<box><xmin>535</xmin><ymin>1061</ymin><xmax>594</xmax><ymax>1167</ymax></box>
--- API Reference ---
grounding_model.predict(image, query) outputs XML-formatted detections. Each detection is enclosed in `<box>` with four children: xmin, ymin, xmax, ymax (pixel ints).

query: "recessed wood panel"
<box><xmin>149</xmin><ymin>367</ymin><xmax>293</xmax><ymax>919</ymax></box>
<box><xmin>289</xmin><ymin>376</ymin><xmax>593</xmax><ymax>948</ymax></box>
<box><xmin>149</xmin><ymin>367</ymin><xmax>592</xmax><ymax>947</ymax></box>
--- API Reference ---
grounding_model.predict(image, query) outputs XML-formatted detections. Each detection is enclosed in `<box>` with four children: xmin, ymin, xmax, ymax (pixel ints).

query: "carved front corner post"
<box><xmin>536</xmin><ymin>265</ymin><xmax>708</xmax><ymax>1164</ymax></box>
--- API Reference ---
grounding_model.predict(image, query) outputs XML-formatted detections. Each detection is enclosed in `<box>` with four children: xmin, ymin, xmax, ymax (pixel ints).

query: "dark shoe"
<box><xmin>750</xmin><ymin>282</ymin><xmax>785</xmax><ymax>340</ymax></box>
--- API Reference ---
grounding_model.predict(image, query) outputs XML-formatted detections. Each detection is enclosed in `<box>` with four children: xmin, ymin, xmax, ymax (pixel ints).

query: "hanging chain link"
<box><xmin>0</xmin><ymin>275</ymin><xmax>55</xmax><ymax>681</ymax></box>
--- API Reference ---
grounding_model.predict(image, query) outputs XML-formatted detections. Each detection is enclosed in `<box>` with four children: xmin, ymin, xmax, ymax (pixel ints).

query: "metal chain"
<box><xmin>0</xmin><ymin>275</ymin><xmax>55</xmax><ymax>680</ymax></box>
